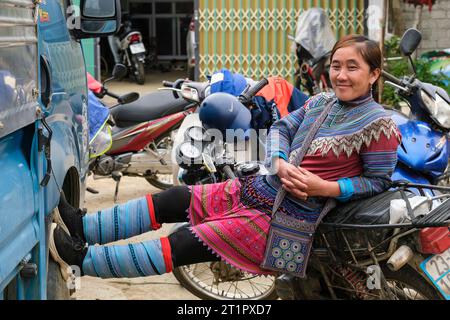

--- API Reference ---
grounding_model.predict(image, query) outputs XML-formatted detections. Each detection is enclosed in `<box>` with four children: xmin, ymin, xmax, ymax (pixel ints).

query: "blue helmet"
<box><xmin>199</xmin><ymin>92</ymin><xmax>251</xmax><ymax>138</ymax></box>
<box><xmin>209</xmin><ymin>69</ymin><xmax>248</xmax><ymax>96</ymax></box>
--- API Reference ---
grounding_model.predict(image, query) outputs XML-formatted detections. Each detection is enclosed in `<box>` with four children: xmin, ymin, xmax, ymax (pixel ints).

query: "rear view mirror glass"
<box><xmin>400</xmin><ymin>28</ymin><xmax>422</xmax><ymax>56</ymax></box>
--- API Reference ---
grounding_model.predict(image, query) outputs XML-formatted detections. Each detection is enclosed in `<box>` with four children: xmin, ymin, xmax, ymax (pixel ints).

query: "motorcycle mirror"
<box><xmin>118</xmin><ymin>92</ymin><xmax>140</xmax><ymax>105</ymax></box>
<box><xmin>400</xmin><ymin>28</ymin><xmax>422</xmax><ymax>57</ymax></box>
<box><xmin>112</xmin><ymin>64</ymin><xmax>128</xmax><ymax>80</ymax></box>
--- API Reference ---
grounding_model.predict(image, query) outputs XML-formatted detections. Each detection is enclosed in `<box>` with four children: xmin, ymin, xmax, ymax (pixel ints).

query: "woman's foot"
<box><xmin>57</xmin><ymin>192</ymin><xmax>86</xmax><ymax>241</ymax></box>
<box><xmin>50</xmin><ymin>223</ymin><xmax>87</xmax><ymax>274</ymax></box>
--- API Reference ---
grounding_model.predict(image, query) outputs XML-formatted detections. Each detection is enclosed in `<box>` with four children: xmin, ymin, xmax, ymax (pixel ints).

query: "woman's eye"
<box><xmin>348</xmin><ymin>66</ymin><xmax>358</xmax><ymax>71</ymax></box>
<box><xmin>331</xmin><ymin>65</ymin><xmax>340</xmax><ymax>70</ymax></box>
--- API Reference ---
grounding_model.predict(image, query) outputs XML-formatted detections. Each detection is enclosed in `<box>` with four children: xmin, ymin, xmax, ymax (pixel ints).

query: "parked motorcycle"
<box><xmin>289</xmin><ymin>8</ymin><xmax>335</xmax><ymax>95</ymax></box>
<box><xmin>383</xmin><ymin>31</ymin><xmax>450</xmax><ymax>192</ymax></box>
<box><xmin>87</xmin><ymin>65</ymin><xmax>206</xmax><ymax>201</ymax></box>
<box><xmin>111</xmin><ymin>14</ymin><xmax>147</xmax><ymax>85</ymax></box>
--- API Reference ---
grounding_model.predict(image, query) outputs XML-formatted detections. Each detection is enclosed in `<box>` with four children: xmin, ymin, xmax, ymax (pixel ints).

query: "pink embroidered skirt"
<box><xmin>188</xmin><ymin>179</ymin><xmax>274</xmax><ymax>275</ymax></box>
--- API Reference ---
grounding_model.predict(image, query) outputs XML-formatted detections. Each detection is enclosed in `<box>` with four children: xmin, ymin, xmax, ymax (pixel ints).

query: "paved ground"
<box><xmin>72</xmin><ymin>71</ymin><xmax>200</xmax><ymax>300</ymax></box>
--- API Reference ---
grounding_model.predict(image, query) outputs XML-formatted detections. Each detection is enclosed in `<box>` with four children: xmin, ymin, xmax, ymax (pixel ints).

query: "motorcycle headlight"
<box><xmin>175</xmin><ymin>141</ymin><xmax>203</xmax><ymax>169</ymax></box>
<box><xmin>179</xmin><ymin>142</ymin><xmax>202</xmax><ymax>159</ymax></box>
<box><xmin>421</xmin><ymin>90</ymin><xmax>450</xmax><ymax>129</ymax></box>
<box><xmin>185</xmin><ymin>125</ymin><xmax>205</xmax><ymax>142</ymax></box>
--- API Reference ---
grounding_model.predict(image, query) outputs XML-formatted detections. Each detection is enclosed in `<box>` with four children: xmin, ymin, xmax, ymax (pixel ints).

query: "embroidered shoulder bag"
<box><xmin>261</xmin><ymin>98</ymin><xmax>337</xmax><ymax>277</ymax></box>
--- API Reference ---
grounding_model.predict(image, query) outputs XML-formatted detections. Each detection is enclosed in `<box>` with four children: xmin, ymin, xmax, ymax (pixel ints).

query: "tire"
<box><xmin>144</xmin><ymin>133</ymin><xmax>175</xmax><ymax>190</ymax></box>
<box><xmin>173</xmin><ymin>264</ymin><xmax>278</xmax><ymax>300</ymax></box>
<box><xmin>132</xmin><ymin>55</ymin><xmax>146</xmax><ymax>85</ymax></box>
<box><xmin>145</xmin><ymin>176</ymin><xmax>173</xmax><ymax>190</ymax></box>
<box><xmin>382</xmin><ymin>265</ymin><xmax>444</xmax><ymax>300</ymax></box>
<box><xmin>47</xmin><ymin>257</ymin><xmax>71</xmax><ymax>300</ymax></box>
<box><xmin>3</xmin><ymin>245</ymin><xmax>71</xmax><ymax>300</ymax></box>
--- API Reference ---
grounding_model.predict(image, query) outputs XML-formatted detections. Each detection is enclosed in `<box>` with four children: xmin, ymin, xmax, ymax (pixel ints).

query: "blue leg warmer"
<box><xmin>82</xmin><ymin>237</ymin><xmax>173</xmax><ymax>278</ymax></box>
<box><xmin>83</xmin><ymin>196</ymin><xmax>160</xmax><ymax>245</ymax></box>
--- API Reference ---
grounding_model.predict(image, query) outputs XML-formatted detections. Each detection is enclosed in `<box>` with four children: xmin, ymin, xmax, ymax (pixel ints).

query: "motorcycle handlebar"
<box><xmin>239</xmin><ymin>78</ymin><xmax>269</xmax><ymax>105</ymax></box>
<box><xmin>382</xmin><ymin>70</ymin><xmax>402</xmax><ymax>86</ymax></box>
<box><xmin>162</xmin><ymin>81</ymin><xmax>175</xmax><ymax>88</ymax></box>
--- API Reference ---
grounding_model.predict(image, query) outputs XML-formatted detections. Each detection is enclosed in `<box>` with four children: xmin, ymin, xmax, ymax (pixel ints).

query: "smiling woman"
<box><xmin>329</xmin><ymin>35</ymin><xmax>382</xmax><ymax>102</ymax></box>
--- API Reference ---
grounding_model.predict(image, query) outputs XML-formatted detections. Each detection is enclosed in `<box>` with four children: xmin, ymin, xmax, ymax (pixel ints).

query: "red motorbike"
<box><xmin>87</xmin><ymin>64</ymin><xmax>207</xmax><ymax>200</ymax></box>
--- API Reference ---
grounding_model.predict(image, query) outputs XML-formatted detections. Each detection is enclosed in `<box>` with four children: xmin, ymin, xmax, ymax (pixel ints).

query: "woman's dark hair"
<box><xmin>330</xmin><ymin>35</ymin><xmax>382</xmax><ymax>72</ymax></box>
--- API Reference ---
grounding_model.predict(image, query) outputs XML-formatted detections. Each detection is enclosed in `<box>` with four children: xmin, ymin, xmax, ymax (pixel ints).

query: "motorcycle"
<box><xmin>383</xmin><ymin>31</ymin><xmax>450</xmax><ymax>192</ymax></box>
<box><xmin>87</xmin><ymin>64</ymin><xmax>207</xmax><ymax>201</ymax></box>
<box><xmin>112</xmin><ymin>14</ymin><xmax>147</xmax><ymax>85</ymax></box>
<box><xmin>288</xmin><ymin>8</ymin><xmax>335</xmax><ymax>95</ymax></box>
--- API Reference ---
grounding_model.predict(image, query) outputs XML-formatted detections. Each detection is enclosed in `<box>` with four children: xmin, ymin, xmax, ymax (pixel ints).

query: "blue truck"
<box><xmin>0</xmin><ymin>0</ymin><xmax>120</xmax><ymax>300</ymax></box>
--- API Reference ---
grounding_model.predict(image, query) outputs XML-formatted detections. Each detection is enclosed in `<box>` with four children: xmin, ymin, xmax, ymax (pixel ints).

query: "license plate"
<box><xmin>130</xmin><ymin>43</ymin><xmax>145</xmax><ymax>54</ymax></box>
<box><xmin>420</xmin><ymin>247</ymin><xmax>450</xmax><ymax>300</ymax></box>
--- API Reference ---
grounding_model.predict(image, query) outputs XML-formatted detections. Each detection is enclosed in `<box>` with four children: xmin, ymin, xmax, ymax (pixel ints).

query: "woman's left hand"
<box><xmin>280</xmin><ymin>167</ymin><xmax>340</xmax><ymax>198</ymax></box>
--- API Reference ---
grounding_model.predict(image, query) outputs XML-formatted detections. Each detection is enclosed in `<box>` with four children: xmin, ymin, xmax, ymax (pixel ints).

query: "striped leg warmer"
<box><xmin>83</xmin><ymin>195</ymin><xmax>161</xmax><ymax>245</ymax></box>
<box><xmin>82</xmin><ymin>237</ymin><xmax>173</xmax><ymax>278</ymax></box>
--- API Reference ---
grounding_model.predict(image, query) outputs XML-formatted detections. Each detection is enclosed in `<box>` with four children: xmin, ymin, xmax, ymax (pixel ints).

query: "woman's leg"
<box><xmin>58</xmin><ymin>186</ymin><xmax>191</xmax><ymax>245</ymax></box>
<box><xmin>55</xmin><ymin>223</ymin><xmax>220</xmax><ymax>279</ymax></box>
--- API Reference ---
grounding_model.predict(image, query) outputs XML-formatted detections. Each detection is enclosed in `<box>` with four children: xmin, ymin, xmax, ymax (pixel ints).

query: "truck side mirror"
<box><xmin>72</xmin><ymin>0</ymin><xmax>121</xmax><ymax>39</ymax></box>
<box><xmin>400</xmin><ymin>28</ymin><xmax>422</xmax><ymax>57</ymax></box>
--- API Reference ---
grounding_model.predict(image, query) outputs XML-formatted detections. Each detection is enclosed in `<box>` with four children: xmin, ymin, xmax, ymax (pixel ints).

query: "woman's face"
<box><xmin>329</xmin><ymin>46</ymin><xmax>380</xmax><ymax>101</ymax></box>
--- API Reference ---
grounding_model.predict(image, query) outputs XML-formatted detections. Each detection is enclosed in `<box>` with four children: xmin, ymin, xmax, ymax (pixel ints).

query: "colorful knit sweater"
<box><xmin>265</xmin><ymin>92</ymin><xmax>402</xmax><ymax>202</ymax></box>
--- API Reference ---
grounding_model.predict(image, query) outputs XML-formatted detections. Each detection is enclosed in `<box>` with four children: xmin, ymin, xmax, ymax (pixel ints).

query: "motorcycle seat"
<box><xmin>323</xmin><ymin>189</ymin><xmax>415</xmax><ymax>226</ymax></box>
<box><xmin>110</xmin><ymin>90</ymin><xmax>192</xmax><ymax>128</ymax></box>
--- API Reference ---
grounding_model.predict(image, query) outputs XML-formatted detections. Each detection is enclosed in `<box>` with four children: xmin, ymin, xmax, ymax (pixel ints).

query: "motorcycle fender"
<box><xmin>134</xmin><ymin>53</ymin><xmax>146</xmax><ymax>62</ymax></box>
<box><xmin>406</xmin><ymin>252</ymin><xmax>436</xmax><ymax>288</ymax></box>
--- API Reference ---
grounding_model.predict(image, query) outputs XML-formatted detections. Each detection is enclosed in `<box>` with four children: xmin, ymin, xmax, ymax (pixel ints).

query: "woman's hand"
<box><xmin>278</xmin><ymin>164</ymin><xmax>341</xmax><ymax>199</ymax></box>
<box><xmin>275</xmin><ymin>159</ymin><xmax>308</xmax><ymax>200</ymax></box>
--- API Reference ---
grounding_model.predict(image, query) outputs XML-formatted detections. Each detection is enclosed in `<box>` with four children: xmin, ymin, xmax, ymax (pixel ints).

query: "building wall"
<box><xmin>399</xmin><ymin>0</ymin><xmax>450</xmax><ymax>54</ymax></box>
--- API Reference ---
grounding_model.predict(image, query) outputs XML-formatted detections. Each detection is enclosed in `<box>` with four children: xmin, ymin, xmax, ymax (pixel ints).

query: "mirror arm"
<box><xmin>408</xmin><ymin>56</ymin><xmax>417</xmax><ymax>78</ymax></box>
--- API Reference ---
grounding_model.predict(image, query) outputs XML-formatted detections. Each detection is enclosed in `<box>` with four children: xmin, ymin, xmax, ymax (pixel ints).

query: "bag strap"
<box><xmin>272</xmin><ymin>98</ymin><xmax>336</xmax><ymax>215</ymax></box>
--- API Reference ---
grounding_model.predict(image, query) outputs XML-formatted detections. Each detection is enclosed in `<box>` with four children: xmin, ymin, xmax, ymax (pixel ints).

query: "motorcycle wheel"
<box><xmin>173</xmin><ymin>263</ymin><xmax>278</xmax><ymax>300</ymax></box>
<box><xmin>382</xmin><ymin>265</ymin><xmax>443</xmax><ymax>300</ymax></box>
<box><xmin>132</xmin><ymin>55</ymin><xmax>146</xmax><ymax>85</ymax></box>
<box><xmin>145</xmin><ymin>133</ymin><xmax>174</xmax><ymax>190</ymax></box>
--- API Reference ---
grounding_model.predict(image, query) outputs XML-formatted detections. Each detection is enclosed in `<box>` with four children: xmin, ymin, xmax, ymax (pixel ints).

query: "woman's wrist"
<box><xmin>322</xmin><ymin>181</ymin><xmax>341</xmax><ymax>197</ymax></box>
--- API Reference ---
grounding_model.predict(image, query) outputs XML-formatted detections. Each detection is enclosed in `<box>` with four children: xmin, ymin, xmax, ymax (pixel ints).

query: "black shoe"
<box><xmin>57</xmin><ymin>192</ymin><xmax>86</xmax><ymax>241</ymax></box>
<box><xmin>51</xmin><ymin>224</ymin><xmax>87</xmax><ymax>272</ymax></box>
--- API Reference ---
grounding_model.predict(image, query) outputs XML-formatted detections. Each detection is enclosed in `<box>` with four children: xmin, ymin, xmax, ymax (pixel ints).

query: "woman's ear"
<box><xmin>370</xmin><ymin>68</ymin><xmax>381</xmax><ymax>85</ymax></box>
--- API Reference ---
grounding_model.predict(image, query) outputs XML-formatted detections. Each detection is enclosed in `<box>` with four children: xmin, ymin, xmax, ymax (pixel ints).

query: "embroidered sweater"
<box><xmin>265</xmin><ymin>92</ymin><xmax>402</xmax><ymax>201</ymax></box>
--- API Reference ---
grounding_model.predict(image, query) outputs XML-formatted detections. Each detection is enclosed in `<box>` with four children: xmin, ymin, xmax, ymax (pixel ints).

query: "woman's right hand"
<box><xmin>275</xmin><ymin>158</ymin><xmax>309</xmax><ymax>200</ymax></box>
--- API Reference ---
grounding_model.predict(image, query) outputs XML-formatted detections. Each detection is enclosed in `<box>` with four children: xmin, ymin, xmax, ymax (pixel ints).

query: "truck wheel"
<box><xmin>47</xmin><ymin>256</ymin><xmax>71</xmax><ymax>300</ymax></box>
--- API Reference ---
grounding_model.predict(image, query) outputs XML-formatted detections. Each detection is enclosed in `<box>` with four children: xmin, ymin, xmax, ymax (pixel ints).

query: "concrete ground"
<box><xmin>72</xmin><ymin>70</ymin><xmax>200</xmax><ymax>300</ymax></box>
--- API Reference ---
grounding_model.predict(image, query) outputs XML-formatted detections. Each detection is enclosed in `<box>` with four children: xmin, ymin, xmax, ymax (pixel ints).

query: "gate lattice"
<box><xmin>197</xmin><ymin>0</ymin><xmax>365</xmax><ymax>82</ymax></box>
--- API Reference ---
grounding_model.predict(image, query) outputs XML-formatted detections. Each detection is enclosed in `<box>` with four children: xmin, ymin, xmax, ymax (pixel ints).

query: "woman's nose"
<box><xmin>336</xmin><ymin>70</ymin><xmax>348</xmax><ymax>81</ymax></box>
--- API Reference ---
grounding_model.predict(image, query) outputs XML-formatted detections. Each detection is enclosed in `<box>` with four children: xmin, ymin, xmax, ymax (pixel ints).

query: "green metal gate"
<box><xmin>197</xmin><ymin>0</ymin><xmax>366</xmax><ymax>82</ymax></box>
